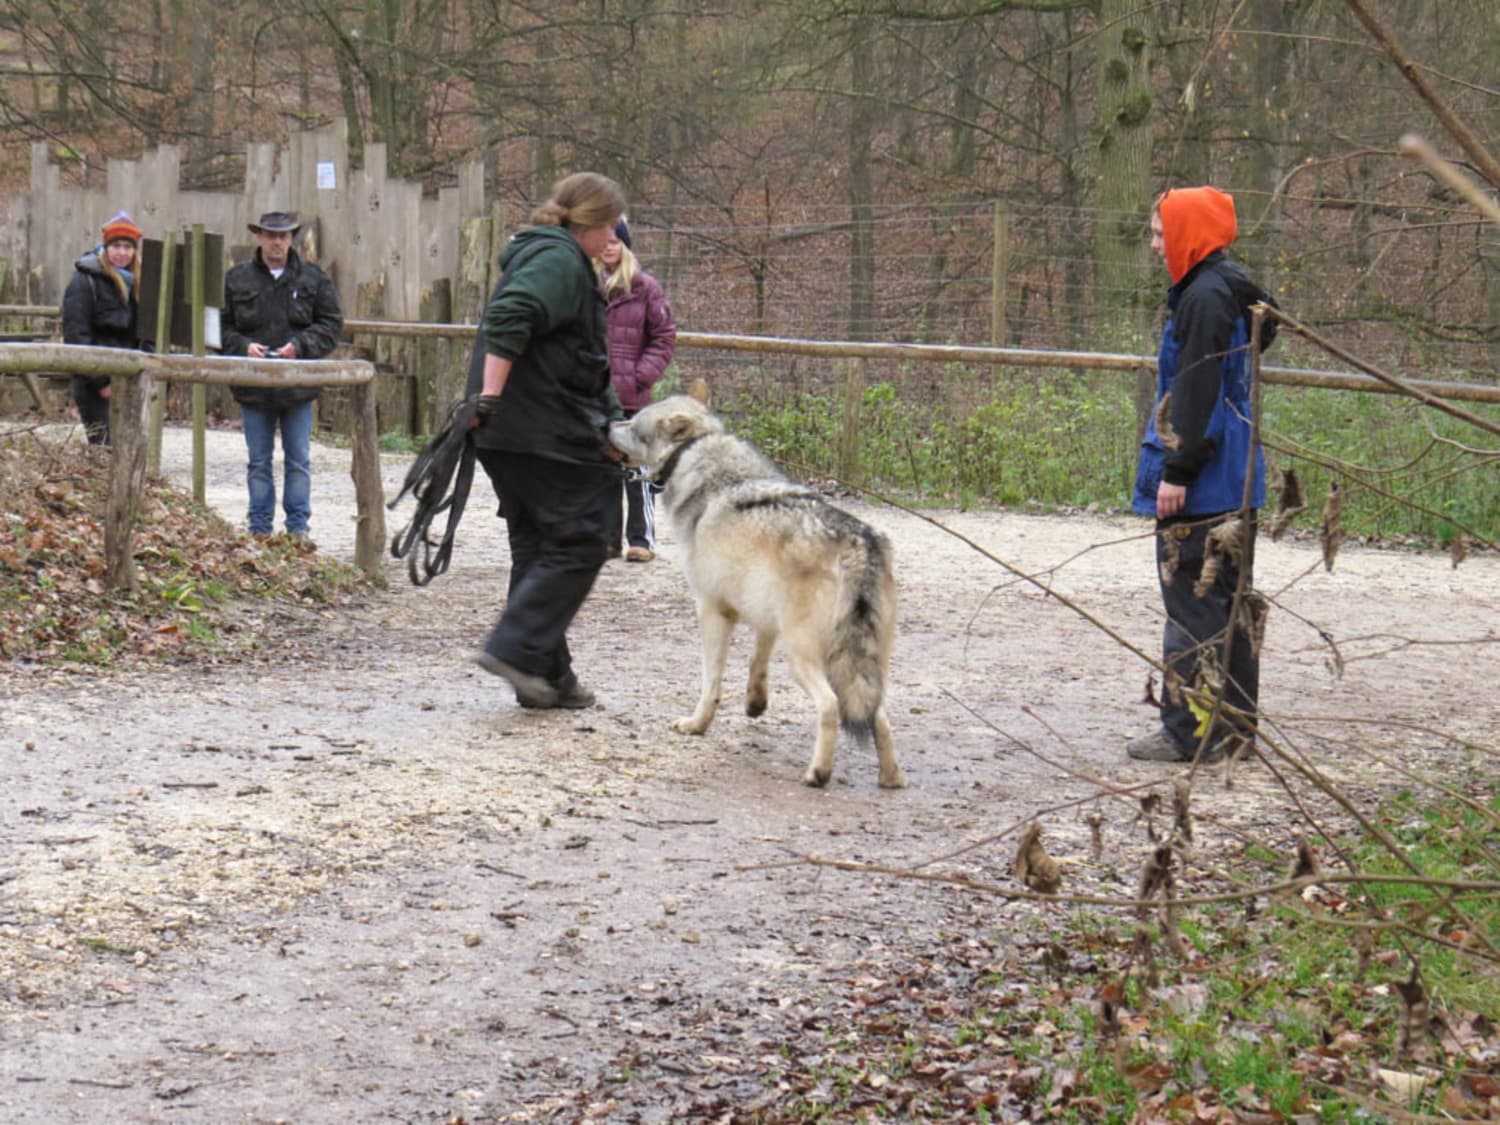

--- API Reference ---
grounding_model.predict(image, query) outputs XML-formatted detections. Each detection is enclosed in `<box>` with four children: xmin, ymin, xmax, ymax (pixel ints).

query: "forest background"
<box><xmin>1</xmin><ymin>0</ymin><xmax>1497</xmax><ymax>535</ymax></box>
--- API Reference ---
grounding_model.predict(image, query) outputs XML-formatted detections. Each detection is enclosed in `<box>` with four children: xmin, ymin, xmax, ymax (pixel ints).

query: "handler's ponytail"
<box><xmin>530</xmin><ymin>172</ymin><xmax>626</xmax><ymax>233</ymax></box>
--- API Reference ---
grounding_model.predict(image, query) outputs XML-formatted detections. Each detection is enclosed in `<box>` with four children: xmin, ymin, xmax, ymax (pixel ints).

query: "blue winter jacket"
<box><xmin>1133</xmin><ymin>253</ymin><xmax>1274</xmax><ymax>517</ymax></box>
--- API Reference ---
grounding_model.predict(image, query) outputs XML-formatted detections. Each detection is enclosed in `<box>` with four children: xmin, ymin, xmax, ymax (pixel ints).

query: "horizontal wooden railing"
<box><xmin>0</xmin><ymin>343</ymin><xmax>385</xmax><ymax>585</ymax></box>
<box><xmin>5</xmin><ymin>304</ymin><xmax>1495</xmax><ymax>404</ymax></box>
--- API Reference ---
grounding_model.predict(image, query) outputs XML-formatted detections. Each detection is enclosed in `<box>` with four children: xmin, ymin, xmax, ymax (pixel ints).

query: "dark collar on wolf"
<box><xmin>650</xmin><ymin>435</ymin><xmax>704</xmax><ymax>488</ymax></box>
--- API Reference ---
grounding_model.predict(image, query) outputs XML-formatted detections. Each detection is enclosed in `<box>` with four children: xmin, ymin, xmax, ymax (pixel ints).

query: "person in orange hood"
<box><xmin>1127</xmin><ymin>186</ymin><xmax>1278</xmax><ymax>764</ymax></box>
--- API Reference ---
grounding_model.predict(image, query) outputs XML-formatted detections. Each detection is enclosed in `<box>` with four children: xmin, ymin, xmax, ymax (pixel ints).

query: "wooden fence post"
<box><xmin>349</xmin><ymin>378</ymin><xmax>386</xmax><ymax>577</ymax></box>
<box><xmin>147</xmin><ymin>232</ymin><xmax>177</xmax><ymax>475</ymax></box>
<box><xmin>189</xmin><ymin>224</ymin><xmax>207</xmax><ymax>504</ymax></box>
<box><xmin>417</xmin><ymin>278</ymin><xmax>454</xmax><ymax>431</ymax></box>
<box><xmin>456</xmin><ymin>215</ymin><xmax>493</xmax><ymax>323</ymax></box>
<box><xmin>105</xmin><ymin>368</ymin><xmax>153</xmax><ymax>590</ymax></box>
<box><xmin>991</xmin><ymin>200</ymin><xmax>1010</xmax><ymax>347</ymax></box>
<box><xmin>838</xmin><ymin>357</ymin><xmax>865</xmax><ymax>486</ymax></box>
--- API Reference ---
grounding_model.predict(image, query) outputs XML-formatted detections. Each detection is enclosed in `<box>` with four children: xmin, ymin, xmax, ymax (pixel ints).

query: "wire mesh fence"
<box><xmin>623</xmin><ymin>196</ymin><xmax>1499</xmax><ymax>382</ymax></box>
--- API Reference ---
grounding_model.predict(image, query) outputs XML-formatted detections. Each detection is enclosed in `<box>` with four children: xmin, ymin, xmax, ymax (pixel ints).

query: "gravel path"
<box><xmin>2</xmin><ymin>423</ymin><xmax>1496</xmax><ymax>1122</ymax></box>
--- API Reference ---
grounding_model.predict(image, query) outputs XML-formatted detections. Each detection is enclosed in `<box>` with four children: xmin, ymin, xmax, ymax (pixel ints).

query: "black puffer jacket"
<box><xmin>221</xmin><ymin>249</ymin><xmax>344</xmax><ymax>410</ymax></box>
<box><xmin>61</xmin><ymin>248</ymin><xmax>141</xmax><ymax>392</ymax></box>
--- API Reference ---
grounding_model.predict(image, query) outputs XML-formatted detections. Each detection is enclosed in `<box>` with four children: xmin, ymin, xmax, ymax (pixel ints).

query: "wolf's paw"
<box><xmin>802</xmin><ymin>765</ymin><xmax>832</xmax><ymax>788</ymax></box>
<box><xmin>879</xmin><ymin>767</ymin><xmax>909</xmax><ymax>790</ymax></box>
<box><xmin>745</xmin><ymin>694</ymin><xmax>767</xmax><ymax>718</ymax></box>
<box><xmin>672</xmin><ymin>716</ymin><xmax>709</xmax><ymax>736</ymax></box>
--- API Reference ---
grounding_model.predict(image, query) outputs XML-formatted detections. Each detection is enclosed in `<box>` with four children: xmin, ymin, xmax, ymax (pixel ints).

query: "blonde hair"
<box><xmin>599</xmin><ymin>243</ymin><xmax>640</xmax><ymax>298</ymax></box>
<box><xmin>530</xmin><ymin>172</ymin><xmax>626</xmax><ymax>232</ymax></box>
<box><xmin>100</xmin><ymin>244</ymin><xmax>136</xmax><ymax>302</ymax></box>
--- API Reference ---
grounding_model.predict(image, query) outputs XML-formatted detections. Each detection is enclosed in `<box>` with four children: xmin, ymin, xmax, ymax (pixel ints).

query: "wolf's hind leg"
<box><xmin>873</xmin><ymin>708</ymin><xmax>906</xmax><ymax>789</ymax></box>
<box><xmin>745</xmin><ymin>629</ymin><xmax>776</xmax><ymax>717</ymax></box>
<box><xmin>674</xmin><ymin>605</ymin><xmax>734</xmax><ymax>735</ymax></box>
<box><xmin>784</xmin><ymin>649</ymin><xmax>839</xmax><ymax>787</ymax></box>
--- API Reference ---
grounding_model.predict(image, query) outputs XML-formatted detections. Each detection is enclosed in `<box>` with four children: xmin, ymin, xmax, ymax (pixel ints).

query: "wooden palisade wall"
<box><xmin>2</xmin><ymin>124</ymin><xmax>496</xmax><ymax>435</ymax></box>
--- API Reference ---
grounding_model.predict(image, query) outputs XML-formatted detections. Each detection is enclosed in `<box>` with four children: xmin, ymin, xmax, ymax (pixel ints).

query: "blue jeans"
<box><xmin>241</xmin><ymin>401</ymin><xmax>313</xmax><ymax>535</ymax></box>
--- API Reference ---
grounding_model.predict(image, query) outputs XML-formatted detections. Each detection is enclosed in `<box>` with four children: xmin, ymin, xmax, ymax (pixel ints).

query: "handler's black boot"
<box><xmin>473</xmin><ymin>652</ymin><xmax>559</xmax><ymax>709</ymax></box>
<box><xmin>546</xmin><ymin>674</ymin><xmax>597</xmax><ymax>710</ymax></box>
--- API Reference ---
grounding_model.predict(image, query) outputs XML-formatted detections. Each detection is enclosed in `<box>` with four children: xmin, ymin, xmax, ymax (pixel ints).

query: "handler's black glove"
<box><xmin>475</xmin><ymin>394</ymin><xmax>504</xmax><ymax>417</ymax></box>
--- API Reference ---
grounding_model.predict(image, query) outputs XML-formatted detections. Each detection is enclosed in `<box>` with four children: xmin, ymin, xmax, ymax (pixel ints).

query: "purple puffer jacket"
<box><xmin>604</xmin><ymin>270</ymin><xmax>677</xmax><ymax>411</ymax></box>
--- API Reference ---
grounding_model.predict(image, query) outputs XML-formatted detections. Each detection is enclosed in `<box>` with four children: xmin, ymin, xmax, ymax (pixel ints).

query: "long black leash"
<box><xmin>387</xmin><ymin>396</ymin><xmax>483</xmax><ymax>586</ymax></box>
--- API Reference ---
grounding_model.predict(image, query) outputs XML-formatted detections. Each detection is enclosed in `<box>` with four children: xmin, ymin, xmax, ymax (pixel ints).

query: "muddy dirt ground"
<box><xmin>3</xmin><ymin>427</ymin><xmax>1497</xmax><ymax>1122</ymax></box>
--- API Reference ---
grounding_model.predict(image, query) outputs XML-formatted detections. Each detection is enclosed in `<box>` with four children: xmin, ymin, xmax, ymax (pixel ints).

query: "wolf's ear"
<box><xmin>687</xmin><ymin>378</ymin><xmax>710</xmax><ymax>407</ymax></box>
<box><xmin>665</xmin><ymin>411</ymin><xmax>703</xmax><ymax>444</ymax></box>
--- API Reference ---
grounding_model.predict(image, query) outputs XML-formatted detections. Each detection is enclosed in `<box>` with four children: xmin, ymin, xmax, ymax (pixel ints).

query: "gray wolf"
<box><xmin>608</xmin><ymin>391</ymin><xmax>906</xmax><ymax>789</ymax></box>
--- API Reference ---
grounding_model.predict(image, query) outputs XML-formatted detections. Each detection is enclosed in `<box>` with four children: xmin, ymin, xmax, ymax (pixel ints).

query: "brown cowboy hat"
<box><xmin>248</xmin><ymin>210</ymin><xmax>301</xmax><ymax>234</ymax></box>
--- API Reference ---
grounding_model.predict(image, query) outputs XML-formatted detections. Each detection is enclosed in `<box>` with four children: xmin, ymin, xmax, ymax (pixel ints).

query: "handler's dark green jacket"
<box><xmin>465</xmin><ymin>225</ymin><xmax>623</xmax><ymax>465</ymax></box>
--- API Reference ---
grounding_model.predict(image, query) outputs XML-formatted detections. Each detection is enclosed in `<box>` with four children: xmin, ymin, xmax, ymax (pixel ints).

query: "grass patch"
<box><xmin>377</xmin><ymin>429</ymin><xmax>428</xmax><ymax>454</ymax></box>
<box><xmin>704</xmin><ymin>783</ymin><xmax>1499</xmax><ymax>1123</ymax></box>
<box><xmin>720</xmin><ymin>372</ymin><xmax>1499</xmax><ymax>543</ymax></box>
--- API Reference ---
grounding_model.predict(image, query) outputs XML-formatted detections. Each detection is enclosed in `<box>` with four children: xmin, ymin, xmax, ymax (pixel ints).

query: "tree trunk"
<box><xmin>105</xmin><ymin>371</ymin><xmax>152</xmax><ymax>591</ymax></box>
<box><xmin>847</xmin><ymin>14</ymin><xmax>876</xmax><ymax>342</ymax></box>
<box><xmin>1092</xmin><ymin>0</ymin><xmax>1159</xmax><ymax>425</ymax></box>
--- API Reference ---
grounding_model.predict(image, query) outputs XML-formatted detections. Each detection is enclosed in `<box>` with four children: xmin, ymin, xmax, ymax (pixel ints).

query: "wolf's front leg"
<box><xmin>674</xmin><ymin>604</ymin><xmax>734</xmax><ymax>735</ymax></box>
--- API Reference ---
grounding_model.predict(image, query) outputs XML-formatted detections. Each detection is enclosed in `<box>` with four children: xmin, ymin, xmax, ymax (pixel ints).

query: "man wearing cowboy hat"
<box><xmin>222</xmin><ymin>210</ymin><xmax>343</xmax><ymax>540</ymax></box>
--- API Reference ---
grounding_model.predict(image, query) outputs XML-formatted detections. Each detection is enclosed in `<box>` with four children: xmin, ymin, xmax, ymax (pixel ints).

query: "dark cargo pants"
<box><xmin>476</xmin><ymin>449</ymin><xmax>622</xmax><ymax>689</ymax></box>
<box><xmin>1156</xmin><ymin>513</ymin><xmax>1261</xmax><ymax>753</ymax></box>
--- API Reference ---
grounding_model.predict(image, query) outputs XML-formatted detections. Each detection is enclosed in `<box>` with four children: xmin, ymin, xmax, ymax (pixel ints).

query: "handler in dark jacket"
<box><xmin>221</xmin><ymin>210</ymin><xmax>343</xmax><ymax>539</ymax></box>
<box><xmin>61</xmin><ymin>211</ymin><xmax>145</xmax><ymax>445</ymax></box>
<box><xmin>1128</xmin><ymin>186</ymin><xmax>1277</xmax><ymax>764</ymax></box>
<box><xmin>465</xmin><ymin>172</ymin><xmax>627</xmax><ymax>711</ymax></box>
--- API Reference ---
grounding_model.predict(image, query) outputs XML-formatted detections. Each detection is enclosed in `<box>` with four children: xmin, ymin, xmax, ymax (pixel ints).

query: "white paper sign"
<box><xmin>203</xmin><ymin>306</ymin><xmax>221</xmax><ymax>351</ymax></box>
<box><xmin>317</xmin><ymin>162</ymin><xmax>337</xmax><ymax>190</ymax></box>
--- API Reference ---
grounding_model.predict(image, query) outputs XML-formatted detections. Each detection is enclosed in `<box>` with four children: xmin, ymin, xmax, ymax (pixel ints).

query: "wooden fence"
<box><xmin>0</xmin><ymin>344</ymin><xmax>384</xmax><ymax>585</ymax></box>
<box><xmin>3</xmin><ymin>125</ymin><xmax>492</xmax><ymax>325</ymax></box>
<box><xmin>7</xmin><ymin>300</ymin><xmax>1497</xmax><ymax>510</ymax></box>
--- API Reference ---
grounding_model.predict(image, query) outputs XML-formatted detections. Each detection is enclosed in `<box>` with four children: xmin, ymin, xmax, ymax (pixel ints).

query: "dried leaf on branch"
<box><xmin>1321</xmin><ymin>481</ymin><xmax>1344</xmax><ymax>572</ymax></box>
<box><xmin>1013</xmin><ymin>822</ymin><xmax>1062</xmax><ymax>894</ymax></box>
<box><xmin>1194</xmin><ymin>517</ymin><xmax>1246</xmax><ymax>598</ymax></box>
<box><xmin>1269</xmin><ymin>466</ymin><xmax>1306</xmax><ymax>539</ymax></box>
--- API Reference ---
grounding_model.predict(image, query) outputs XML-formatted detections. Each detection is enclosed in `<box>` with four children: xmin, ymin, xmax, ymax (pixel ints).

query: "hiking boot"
<box><xmin>625</xmin><ymin>546</ymin><xmax>654</xmax><ymax>563</ymax></box>
<box><xmin>516</xmin><ymin>676</ymin><xmax>597</xmax><ymax>710</ymax></box>
<box><xmin>473</xmin><ymin>652</ymin><xmax>559</xmax><ymax>709</ymax></box>
<box><xmin>522</xmin><ymin>676</ymin><xmax>597</xmax><ymax>710</ymax></box>
<box><xmin>1126</xmin><ymin>729</ymin><xmax>1191</xmax><ymax>762</ymax></box>
<box><xmin>1127</xmin><ymin>729</ymin><xmax>1231</xmax><ymax>764</ymax></box>
<box><xmin>553</xmin><ymin>679</ymin><xmax>597</xmax><ymax>709</ymax></box>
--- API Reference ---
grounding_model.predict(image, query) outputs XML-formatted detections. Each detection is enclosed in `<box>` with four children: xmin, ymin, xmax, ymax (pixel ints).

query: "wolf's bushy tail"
<box><xmin>827</xmin><ymin>526</ymin><xmax>895</xmax><ymax>742</ymax></box>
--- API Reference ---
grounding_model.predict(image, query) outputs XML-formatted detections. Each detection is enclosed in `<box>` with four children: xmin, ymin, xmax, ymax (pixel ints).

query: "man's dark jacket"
<box><xmin>221</xmin><ymin>249</ymin><xmax>344</xmax><ymax>411</ymax></box>
<box><xmin>464</xmin><ymin>225</ymin><xmax>622</xmax><ymax>466</ymax></box>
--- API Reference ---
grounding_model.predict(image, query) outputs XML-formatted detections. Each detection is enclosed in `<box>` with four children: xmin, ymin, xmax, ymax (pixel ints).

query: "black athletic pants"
<box><xmin>476</xmin><ymin>449</ymin><xmax>621</xmax><ymax>688</ymax></box>
<box><xmin>1156</xmin><ymin>512</ymin><xmax>1260</xmax><ymax>752</ymax></box>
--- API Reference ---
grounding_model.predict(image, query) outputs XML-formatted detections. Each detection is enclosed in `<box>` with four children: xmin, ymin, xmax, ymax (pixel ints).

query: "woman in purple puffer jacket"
<box><xmin>599</xmin><ymin>219</ymin><xmax>678</xmax><ymax>561</ymax></box>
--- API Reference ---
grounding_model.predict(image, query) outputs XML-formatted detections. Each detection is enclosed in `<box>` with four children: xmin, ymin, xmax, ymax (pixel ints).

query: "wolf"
<box><xmin>608</xmin><ymin>390</ymin><xmax>906</xmax><ymax>789</ymax></box>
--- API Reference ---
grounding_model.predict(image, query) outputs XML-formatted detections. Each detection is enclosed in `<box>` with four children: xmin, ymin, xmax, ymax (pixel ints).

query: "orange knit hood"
<box><xmin>1157</xmin><ymin>187</ymin><xmax>1237</xmax><ymax>284</ymax></box>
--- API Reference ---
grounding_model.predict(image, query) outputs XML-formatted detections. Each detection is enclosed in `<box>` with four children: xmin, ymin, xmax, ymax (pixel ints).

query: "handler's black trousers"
<box><xmin>476</xmin><ymin>449</ymin><xmax>621</xmax><ymax>689</ymax></box>
<box><xmin>1156</xmin><ymin>512</ymin><xmax>1260</xmax><ymax>753</ymax></box>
